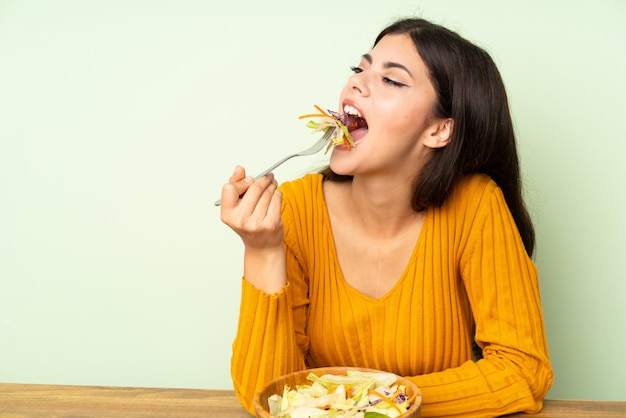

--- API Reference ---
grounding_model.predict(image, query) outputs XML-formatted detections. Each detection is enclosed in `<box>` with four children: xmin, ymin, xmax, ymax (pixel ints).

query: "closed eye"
<box><xmin>382</xmin><ymin>76</ymin><xmax>408</xmax><ymax>88</ymax></box>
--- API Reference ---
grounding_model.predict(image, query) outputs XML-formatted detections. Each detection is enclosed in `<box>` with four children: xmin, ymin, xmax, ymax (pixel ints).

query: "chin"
<box><xmin>328</xmin><ymin>155</ymin><xmax>356</xmax><ymax>177</ymax></box>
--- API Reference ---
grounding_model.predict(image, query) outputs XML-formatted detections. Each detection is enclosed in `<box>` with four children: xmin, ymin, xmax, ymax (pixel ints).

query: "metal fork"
<box><xmin>214</xmin><ymin>129</ymin><xmax>333</xmax><ymax>206</ymax></box>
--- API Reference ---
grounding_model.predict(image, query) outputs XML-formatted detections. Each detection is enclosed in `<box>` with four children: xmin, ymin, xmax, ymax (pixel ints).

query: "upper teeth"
<box><xmin>343</xmin><ymin>105</ymin><xmax>362</xmax><ymax>118</ymax></box>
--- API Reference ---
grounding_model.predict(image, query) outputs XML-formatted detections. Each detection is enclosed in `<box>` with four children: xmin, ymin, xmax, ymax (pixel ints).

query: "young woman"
<box><xmin>219</xmin><ymin>17</ymin><xmax>553</xmax><ymax>417</ymax></box>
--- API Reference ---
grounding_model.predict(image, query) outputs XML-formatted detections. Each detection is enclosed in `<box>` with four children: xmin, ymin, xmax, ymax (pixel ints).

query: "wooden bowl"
<box><xmin>254</xmin><ymin>366</ymin><xmax>422</xmax><ymax>417</ymax></box>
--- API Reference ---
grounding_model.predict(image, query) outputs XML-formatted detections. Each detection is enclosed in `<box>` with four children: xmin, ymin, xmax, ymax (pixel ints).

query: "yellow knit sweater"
<box><xmin>231</xmin><ymin>173</ymin><xmax>553</xmax><ymax>417</ymax></box>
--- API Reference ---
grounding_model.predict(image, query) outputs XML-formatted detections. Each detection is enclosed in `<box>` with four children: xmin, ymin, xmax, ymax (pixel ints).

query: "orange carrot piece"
<box><xmin>298</xmin><ymin>113</ymin><xmax>324</xmax><ymax>119</ymax></box>
<box><xmin>299</xmin><ymin>104</ymin><xmax>333</xmax><ymax>120</ymax></box>
<box><xmin>313</xmin><ymin>104</ymin><xmax>331</xmax><ymax>117</ymax></box>
<box><xmin>407</xmin><ymin>389</ymin><xmax>420</xmax><ymax>406</ymax></box>
<box><xmin>367</xmin><ymin>389</ymin><xmax>403</xmax><ymax>414</ymax></box>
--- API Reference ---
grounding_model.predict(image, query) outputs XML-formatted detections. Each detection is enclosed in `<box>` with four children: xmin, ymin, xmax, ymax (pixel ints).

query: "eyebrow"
<box><xmin>362</xmin><ymin>53</ymin><xmax>413</xmax><ymax>78</ymax></box>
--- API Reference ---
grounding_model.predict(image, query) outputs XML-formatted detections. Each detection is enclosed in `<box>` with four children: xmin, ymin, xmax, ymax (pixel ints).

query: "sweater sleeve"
<box><xmin>230</xmin><ymin>190</ymin><xmax>310</xmax><ymax>415</ymax></box>
<box><xmin>407</xmin><ymin>182</ymin><xmax>553</xmax><ymax>417</ymax></box>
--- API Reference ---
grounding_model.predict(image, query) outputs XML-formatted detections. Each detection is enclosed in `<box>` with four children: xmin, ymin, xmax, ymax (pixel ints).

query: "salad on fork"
<box><xmin>299</xmin><ymin>104</ymin><xmax>367</xmax><ymax>153</ymax></box>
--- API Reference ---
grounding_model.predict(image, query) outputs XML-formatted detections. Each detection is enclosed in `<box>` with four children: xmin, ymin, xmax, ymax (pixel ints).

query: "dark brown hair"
<box><xmin>321</xmin><ymin>17</ymin><xmax>535</xmax><ymax>255</ymax></box>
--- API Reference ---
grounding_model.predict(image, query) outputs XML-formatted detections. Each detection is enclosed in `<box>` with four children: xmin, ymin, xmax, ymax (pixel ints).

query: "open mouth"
<box><xmin>299</xmin><ymin>104</ymin><xmax>367</xmax><ymax>152</ymax></box>
<box><xmin>329</xmin><ymin>105</ymin><xmax>368</xmax><ymax>136</ymax></box>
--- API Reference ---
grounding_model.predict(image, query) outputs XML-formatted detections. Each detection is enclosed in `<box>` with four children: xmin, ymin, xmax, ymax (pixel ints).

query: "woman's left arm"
<box><xmin>408</xmin><ymin>184</ymin><xmax>553</xmax><ymax>417</ymax></box>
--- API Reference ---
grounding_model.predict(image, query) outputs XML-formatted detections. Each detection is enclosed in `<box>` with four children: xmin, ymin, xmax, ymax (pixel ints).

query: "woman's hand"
<box><xmin>219</xmin><ymin>165</ymin><xmax>286</xmax><ymax>293</ymax></box>
<box><xmin>220</xmin><ymin>165</ymin><xmax>283</xmax><ymax>249</ymax></box>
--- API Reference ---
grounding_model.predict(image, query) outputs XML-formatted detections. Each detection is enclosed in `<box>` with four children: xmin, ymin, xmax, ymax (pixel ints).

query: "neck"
<box><xmin>345</xmin><ymin>175</ymin><xmax>421</xmax><ymax>238</ymax></box>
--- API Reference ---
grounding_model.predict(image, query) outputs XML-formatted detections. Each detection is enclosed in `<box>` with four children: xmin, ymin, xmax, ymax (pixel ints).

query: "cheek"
<box><xmin>384</xmin><ymin>113</ymin><xmax>432</xmax><ymax>153</ymax></box>
<box><xmin>396</xmin><ymin>104</ymin><xmax>433</xmax><ymax>134</ymax></box>
<box><xmin>387</xmin><ymin>111</ymin><xmax>419</xmax><ymax>138</ymax></box>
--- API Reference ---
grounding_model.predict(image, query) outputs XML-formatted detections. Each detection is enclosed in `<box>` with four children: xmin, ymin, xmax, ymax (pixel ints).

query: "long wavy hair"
<box><xmin>321</xmin><ymin>17</ymin><xmax>535</xmax><ymax>256</ymax></box>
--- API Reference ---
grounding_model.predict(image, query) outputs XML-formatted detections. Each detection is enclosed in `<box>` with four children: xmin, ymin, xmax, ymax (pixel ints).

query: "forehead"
<box><xmin>370</xmin><ymin>34</ymin><xmax>419</xmax><ymax>60</ymax></box>
<box><xmin>367</xmin><ymin>34</ymin><xmax>429</xmax><ymax>79</ymax></box>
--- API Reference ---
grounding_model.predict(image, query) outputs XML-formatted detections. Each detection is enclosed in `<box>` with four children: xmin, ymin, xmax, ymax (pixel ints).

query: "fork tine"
<box><xmin>214</xmin><ymin>129</ymin><xmax>332</xmax><ymax>206</ymax></box>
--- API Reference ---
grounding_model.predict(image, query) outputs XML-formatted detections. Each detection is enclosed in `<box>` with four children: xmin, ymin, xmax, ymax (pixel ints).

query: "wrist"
<box><xmin>243</xmin><ymin>246</ymin><xmax>287</xmax><ymax>294</ymax></box>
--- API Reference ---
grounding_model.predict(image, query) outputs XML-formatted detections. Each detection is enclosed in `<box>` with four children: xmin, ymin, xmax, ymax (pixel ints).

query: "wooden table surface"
<box><xmin>1</xmin><ymin>383</ymin><xmax>625</xmax><ymax>417</ymax></box>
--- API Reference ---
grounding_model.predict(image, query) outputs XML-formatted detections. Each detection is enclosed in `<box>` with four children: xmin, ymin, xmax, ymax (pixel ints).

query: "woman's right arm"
<box><xmin>220</xmin><ymin>166</ymin><xmax>309</xmax><ymax>413</ymax></box>
<box><xmin>220</xmin><ymin>165</ymin><xmax>286</xmax><ymax>294</ymax></box>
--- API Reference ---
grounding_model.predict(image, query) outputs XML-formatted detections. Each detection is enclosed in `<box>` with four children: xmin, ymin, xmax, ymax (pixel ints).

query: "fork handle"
<box><xmin>253</xmin><ymin>155</ymin><xmax>296</xmax><ymax>180</ymax></box>
<box><xmin>213</xmin><ymin>159</ymin><xmax>289</xmax><ymax>207</ymax></box>
<box><xmin>214</xmin><ymin>129</ymin><xmax>332</xmax><ymax>206</ymax></box>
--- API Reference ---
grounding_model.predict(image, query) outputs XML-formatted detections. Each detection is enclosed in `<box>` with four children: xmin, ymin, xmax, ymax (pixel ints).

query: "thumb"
<box><xmin>221</xmin><ymin>175</ymin><xmax>254</xmax><ymax>206</ymax></box>
<box><xmin>229</xmin><ymin>165</ymin><xmax>247</xmax><ymax>183</ymax></box>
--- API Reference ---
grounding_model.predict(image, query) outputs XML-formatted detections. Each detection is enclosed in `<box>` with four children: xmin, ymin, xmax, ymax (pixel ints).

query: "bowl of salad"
<box><xmin>253</xmin><ymin>366</ymin><xmax>422</xmax><ymax>418</ymax></box>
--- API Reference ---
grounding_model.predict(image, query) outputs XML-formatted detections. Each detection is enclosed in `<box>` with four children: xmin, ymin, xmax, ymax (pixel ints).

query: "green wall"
<box><xmin>1</xmin><ymin>0</ymin><xmax>625</xmax><ymax>401</ymax></box>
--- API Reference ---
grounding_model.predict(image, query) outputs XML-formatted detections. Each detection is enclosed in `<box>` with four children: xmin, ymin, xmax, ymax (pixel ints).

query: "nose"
<box><xmin>347</xmin><ymin>71</ymin><xmax>369</xmax><ymax>97</ymax></box>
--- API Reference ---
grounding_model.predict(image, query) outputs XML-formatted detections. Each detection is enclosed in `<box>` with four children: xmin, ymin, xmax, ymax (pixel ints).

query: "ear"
<box><xmin>424</xmin><ymin>118</ymin><xmax>453</xmax><ymax>149</ymax></box>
